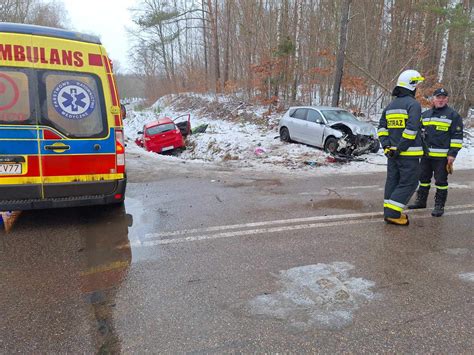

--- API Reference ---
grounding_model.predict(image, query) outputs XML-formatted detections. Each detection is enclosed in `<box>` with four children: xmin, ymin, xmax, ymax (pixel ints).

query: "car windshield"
<box><xmin>321</xmin><ymin>110</ymin><xmax>359</xmax><ymax>123</ymax></box>
<box><xmin>147</xmin><ymin>123</ymin><xmax>176</xmax><ymax>135</ymax></box>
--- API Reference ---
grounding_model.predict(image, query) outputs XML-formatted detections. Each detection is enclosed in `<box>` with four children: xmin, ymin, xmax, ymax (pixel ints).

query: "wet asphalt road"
<box><xmin>1</xmin><ymin>157</ymin><xmax>473</xmax><ymax>353</ymax></box>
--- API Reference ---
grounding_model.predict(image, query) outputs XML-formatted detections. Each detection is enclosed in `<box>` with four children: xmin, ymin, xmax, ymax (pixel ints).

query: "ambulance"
<box><xmin>0</xmin><ymin>23</ymin><xmax>126</xmax><ymax>210</ymax></box>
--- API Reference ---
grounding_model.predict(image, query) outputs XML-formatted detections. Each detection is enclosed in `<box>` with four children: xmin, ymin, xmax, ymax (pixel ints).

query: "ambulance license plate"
<box><xmin>0</xmin><ymin>163</ymin><xmax>22</xmax><ymax>175</ymax></box>
<box><xmin>162</xmin><ymin>146</ymin><xmax>174</xmax><ymax>152</ymax></box>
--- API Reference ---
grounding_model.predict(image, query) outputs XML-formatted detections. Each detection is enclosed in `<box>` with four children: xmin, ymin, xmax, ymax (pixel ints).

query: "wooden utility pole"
<box><xmin>331</xmin><ymin>0</ymin><xmax>352</xmax><ymax>107</ymax></box>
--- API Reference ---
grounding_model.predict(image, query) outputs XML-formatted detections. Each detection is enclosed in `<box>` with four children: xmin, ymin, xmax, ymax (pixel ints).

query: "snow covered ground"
<box><xmin>123</xmin><ymin>94</ymin><xmax>473</xmax><ymax>175</ymax></box>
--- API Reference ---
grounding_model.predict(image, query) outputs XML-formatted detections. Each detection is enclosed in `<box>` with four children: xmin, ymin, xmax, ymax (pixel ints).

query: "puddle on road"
<box><xmin>75</xmin><ymin>204</ymin><xmax>133</xmax><ymax>354</ymax></box>
<box><xmin>225</xmin><ymin>178</ymin><xmax>282</xmax><ymax>189</ymax></box>
<box><xmin>306</xmin><ymin>198</ymin><xmax>365</xmax><ymax>210</ymax></box>
<box><xmin>0</xmin><ymin>194</ymin><xmax>164</xmax><ymax>263</ymax></box>
<box><xmin>249</xmin><ymin>262</ymin><xmax>377</xmax><ymax>330</ymax></box>
<box><xmin>124</xmin><ymin>196</ymin><xmax>164</xmax><ymax>263</ymax></box>
<box><xmin>0</xmin><ymin>201</ymin><xmax>158</xmax><ymax>352</ymax></box>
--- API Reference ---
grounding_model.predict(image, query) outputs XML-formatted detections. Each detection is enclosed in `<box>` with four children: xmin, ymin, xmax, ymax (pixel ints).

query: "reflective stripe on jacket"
<box><xmin>421</xmin><ymin>105</ymin><xmax>464</xmax><ymax>159</ymax></box>
<box><xmin>378</xmin><ymin>94</ymin><xmax>423</xmax><ymax>158</ymax></box>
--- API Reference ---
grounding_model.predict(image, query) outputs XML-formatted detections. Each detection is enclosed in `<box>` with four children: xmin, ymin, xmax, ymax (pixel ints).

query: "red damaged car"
<box><xmin>136</xmin><ymin>117</ymin><xmax>186</xmax><ymax>154</ymax></box>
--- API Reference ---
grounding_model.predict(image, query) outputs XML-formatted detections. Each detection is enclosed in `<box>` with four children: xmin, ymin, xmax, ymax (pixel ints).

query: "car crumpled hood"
<box><xmin>329</xmin><ymin>120</ymin><xmax>377</xmax><ymax>137</ymax></box>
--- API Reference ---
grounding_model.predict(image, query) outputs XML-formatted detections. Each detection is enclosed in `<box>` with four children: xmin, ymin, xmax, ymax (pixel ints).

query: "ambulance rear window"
<box><xmin>39</xmin><ymin>71</ymin><xmax>107</xmax><ymax>138</ymax></box>
<box><xmin>0</xmin><ymin>68</ymin><xmax>34</xmax><ymax>124</ymax></box>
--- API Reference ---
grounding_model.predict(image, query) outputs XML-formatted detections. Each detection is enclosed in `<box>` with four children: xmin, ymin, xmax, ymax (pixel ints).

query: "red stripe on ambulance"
<box><xmin>42</xmin><ymin>155</ymin><xmax>117</xmax><ymax>175</ymax></box>
<box><xmin>88</xmin><ymin>53</ymin><xmax>103</xmax><ymax>66</ymax></box>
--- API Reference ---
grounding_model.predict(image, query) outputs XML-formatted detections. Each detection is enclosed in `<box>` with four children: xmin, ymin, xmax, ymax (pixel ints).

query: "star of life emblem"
<box><xmin>52</xmin><ymin>80</ymin><xmax>96</xmax><ymax>119</ymax></box>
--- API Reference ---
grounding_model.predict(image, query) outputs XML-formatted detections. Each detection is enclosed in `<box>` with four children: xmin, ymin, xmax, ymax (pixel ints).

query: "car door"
<box><xmin>305</xmin><ymin>109</ymin><xmax>326</xmax><ymax>148</ymax></box>
<box><xmin>38</xmin><ymin>68</ymin><xmax>117</xmax><ymax>198</ymax></box>
<box><xmin>0</xmin><ymin>33</ymin><xmax>43</xmax><ymax>200</ymax></box>
<box><xmin>288</xmin><ymin>108</ymin><xmax>308</xmax><ymax>142</ymax></box>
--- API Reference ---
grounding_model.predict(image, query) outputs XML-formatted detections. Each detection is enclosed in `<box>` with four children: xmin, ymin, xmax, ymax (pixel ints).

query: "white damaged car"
<box><xmin>278</xmin><ymin>106</ymin><xmax>380</xmax><ymax>155</ymax></box>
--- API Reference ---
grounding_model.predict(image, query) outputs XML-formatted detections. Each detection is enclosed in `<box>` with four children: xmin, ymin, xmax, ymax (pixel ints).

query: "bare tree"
<box><xmin>332</xmin><ymin>0</ymin><xmax>352</xmax><ymax>107</ymax></box>
<box><xmin>125</xmin><ymin>0</ymin><xmax>472</xmax><ymax>114</ymax></box>
<box><xmin>0</xmin><ymin>0</ymin><xmax>67</xmax><ymax>27</ymax></box>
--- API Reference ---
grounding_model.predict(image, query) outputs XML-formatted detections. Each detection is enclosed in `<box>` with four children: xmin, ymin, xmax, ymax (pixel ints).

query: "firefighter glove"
<box><xmin>384</xmin><ymin>147</ymin><xmax>399</xmax><ymax>158</ymax></box>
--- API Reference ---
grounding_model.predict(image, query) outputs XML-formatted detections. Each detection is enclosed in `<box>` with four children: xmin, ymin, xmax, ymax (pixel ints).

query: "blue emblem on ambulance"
<box><xmin>52</xmin><ymin>80</ymin><xmax>96</xmax><ymax>119</ymax></box>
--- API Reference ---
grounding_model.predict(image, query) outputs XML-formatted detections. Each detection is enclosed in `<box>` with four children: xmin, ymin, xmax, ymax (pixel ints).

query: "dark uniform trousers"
<box><xmin>378</xmin><ymin>91</ymin><xmax>424</xmax><ymax>219</ymax></box>
<box><xmin>384</xmin><ymin>158</ymin><xmax>420</xmax><ymax>219</ymax></box>
<box><xmin>419</xmin><ymin>157</ymin><xmax>448</xmax><ymax>188</ymax></box>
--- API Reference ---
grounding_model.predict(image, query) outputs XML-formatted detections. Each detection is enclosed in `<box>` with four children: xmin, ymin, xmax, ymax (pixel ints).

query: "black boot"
<box><xmin>408</xmin><ymin>186</ymin><xmax>429</xmax><ymax>209</ymax></box>
<box><xmin>432</xmin><ymin>189</ymin><xmax>447</xmax><ymax>217</ymax></box>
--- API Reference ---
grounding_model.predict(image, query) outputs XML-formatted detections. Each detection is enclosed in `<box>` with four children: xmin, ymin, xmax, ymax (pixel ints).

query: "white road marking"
<box><xmin>143</xmin><ymin>203</ymin><xmax>474</xmax><ymax>241</ymax></box>
<box><xmin>131</xmin><ymin>208</ymin><xmax>474</xmax><ymax>248</ymax></box>
<box><xmin>340</xmin><ymin>185</ymin><xmax>381</xmax><ymax>190</ymax></box>
<box><xmin>448</xmin><ymin>183</ymin><xmax>473</xmax><ymax>189</ymax></box>
<box><xmin>144</xmin><ymin>211</ymin><xmax>380</xmax><ymax>240</ymax></box>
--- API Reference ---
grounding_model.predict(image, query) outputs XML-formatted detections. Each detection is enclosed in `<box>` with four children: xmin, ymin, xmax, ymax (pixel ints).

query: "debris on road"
<box><xmin>254</xmin><ymin>147</ymin><xmax>267</xmax><ymax>156</ymax></box>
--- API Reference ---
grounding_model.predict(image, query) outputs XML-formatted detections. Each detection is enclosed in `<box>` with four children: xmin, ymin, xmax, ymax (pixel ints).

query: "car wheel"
<box><xmin>280</xmin><ymin>127</ymin><xmax>291</xmax><ymax>142</ymax></box>
<box><xmin>324</xmin><ymin>137</ymin><xmax>339</xmax><ymax>154</ymax></box>
<box><xmin>370</xmin><ymin>141</ymin><xmax>380</xmax><ymax>153</ymax></box>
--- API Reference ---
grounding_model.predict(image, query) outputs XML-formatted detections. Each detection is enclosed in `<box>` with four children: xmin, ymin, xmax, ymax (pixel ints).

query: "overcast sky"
<box><xmin>62</xmin><ymin>0</ymin><xmax>136</xmax><ymax>73</ymax></box>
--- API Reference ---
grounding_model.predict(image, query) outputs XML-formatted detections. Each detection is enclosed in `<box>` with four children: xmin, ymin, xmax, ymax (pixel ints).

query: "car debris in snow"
<box><xmin>254</xmin><ymin>147</ymin><xmax>267</xmax><ymax>156</ymax></box>
<box><xmin>191</xmin><ymin>124</ymin><xmax>209</xmax><ymax>134</ymax></box>
<box><xmin>124</xmin><ymin>93</ymin><xmax>474</xmax><ymax>173</ymax></box>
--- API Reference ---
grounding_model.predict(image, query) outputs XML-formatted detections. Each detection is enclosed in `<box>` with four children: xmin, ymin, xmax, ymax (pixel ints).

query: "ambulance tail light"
<box><xmin>115</xmin><ymin>130</ymin><xmax>125</xmax><ymax>173</ymax></box>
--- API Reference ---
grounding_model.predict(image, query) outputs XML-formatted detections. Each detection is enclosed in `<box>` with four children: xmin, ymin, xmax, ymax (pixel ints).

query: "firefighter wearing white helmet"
<box><xmin>396</xmin><ymin>69</ymin><xmax>425</xmax><ymax>92</ymax></box>
<box><xmin>377</xmin><ymin>69</ymin><xmax>425</xmax><ymax>225</ymax></box>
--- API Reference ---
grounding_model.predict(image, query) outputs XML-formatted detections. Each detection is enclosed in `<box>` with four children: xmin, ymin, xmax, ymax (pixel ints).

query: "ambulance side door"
<box><xmin>35</xmin><ymin>40</ymin><xmax>117</xmax><ymax>198</ymax></box>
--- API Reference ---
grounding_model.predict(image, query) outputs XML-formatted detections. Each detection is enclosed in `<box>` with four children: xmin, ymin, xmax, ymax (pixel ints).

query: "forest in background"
<box><xmin>127</xmin><ymin>0</ymin><xmax>473</xmax><ymax>116</ymax></box>
<box><xmin>0</xmin><ymin>0</ymin><xmax>66</xmax><ymax>28</ymax></box>
<box><xmin>1</xmin><ymin>0</ymin><xmax>472</xmax><ymax>116</ymax></box>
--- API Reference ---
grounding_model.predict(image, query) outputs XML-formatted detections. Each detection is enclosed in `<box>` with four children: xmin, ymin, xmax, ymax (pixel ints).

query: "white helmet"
<box><xmin>396</xmin><ymin>69</ymin><xmax>425</xmax><ymax>91</ymax></box>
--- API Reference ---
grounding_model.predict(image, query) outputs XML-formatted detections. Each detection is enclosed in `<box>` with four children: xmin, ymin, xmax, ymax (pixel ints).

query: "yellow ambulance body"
<box><xmin>0</xmin><ymin>23</ymin><xmax>126</xmax><ymax>210</ymax></box>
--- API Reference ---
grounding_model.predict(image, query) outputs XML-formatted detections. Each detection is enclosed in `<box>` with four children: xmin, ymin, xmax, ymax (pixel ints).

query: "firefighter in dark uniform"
<box><xmin>408</xmin><ymin>88</ymin><xmax>463</xmax><ymax>216</ymax></box>
<box><xmin>378</xmin><ymin>69</ymin><xmax>425</xmax><ymax>226</ymax></box>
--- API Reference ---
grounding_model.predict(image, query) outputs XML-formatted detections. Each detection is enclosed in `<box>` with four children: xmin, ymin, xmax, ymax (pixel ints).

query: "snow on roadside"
<box><xmin>123</xmin><ymin>94</ymin><xmax>474</xmax><ymax>175</ymax></box>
